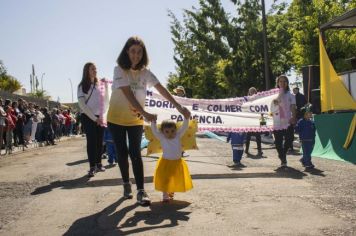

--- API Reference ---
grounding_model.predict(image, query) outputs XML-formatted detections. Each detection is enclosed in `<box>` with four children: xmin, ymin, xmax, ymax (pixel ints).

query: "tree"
<box><xmin>168</xmin><ymin>0</ymin><xmax>294</xmax><ymax>98</ymax></box>
<box><xmin>0</xmin><ymin>61</ymin><xmax>22</xmax><ymax>93</ymax></box>
<box><xmin>28</xmin><ymin>90</ymin><xmax>49</xmax><ymax>99</ymax></box>
<box><xmin>287</xmin><ymin>0</ymin><xmax>356</xmax><ymax>73</ymax></box>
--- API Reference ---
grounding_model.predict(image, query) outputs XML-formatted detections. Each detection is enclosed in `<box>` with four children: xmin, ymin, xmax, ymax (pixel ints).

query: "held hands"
<box><xmin>142</xmin><ymin>111</ymin><xmax>157</xmax><ymax>122</ymax></box>
<box><xmin>95</xmin><ymin>117</ymin><xmax>103</xmax><ymax>126</ymax></box>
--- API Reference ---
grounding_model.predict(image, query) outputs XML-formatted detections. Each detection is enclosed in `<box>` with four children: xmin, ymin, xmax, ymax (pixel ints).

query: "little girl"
<box><xmin>151</xmin><ymin>117</ymin><xmax>193</xmax><ymax>202</ymax></box>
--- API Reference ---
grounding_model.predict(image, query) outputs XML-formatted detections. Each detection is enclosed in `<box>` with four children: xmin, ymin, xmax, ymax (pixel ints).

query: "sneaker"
<box><xmin>227</xmin><ymin>162</ymin><xmax>238</xmax><ymax>167</ymax></box>
<box><xmin>123</xmin><ymin>182</ymin><xmax>133</xmax><ymax>199</ymax></box>
<box><xmin>96</xmin><ymin>164</ymin><xmax>105</xmax><ymax>172</ymax></box>
<box><xmin>108</xmin><ymin>162</ymin><xmax>116</xmax><ymax>167</ymax></box>
<box><xmin>88</xmin><ymin>167</ymin><xmax>95</xmax><ymax>178</ymax></box>
<box><xmin>305</xmin><ymin>164</ymin><xmax>315</xmax><ymax>169</ymax></box>
<box><xmin>236</xmin><ymin>162</ymin><xmax>246</xmax><ymax>168</ymax></box>
<box><xmin>181</xmin><ymin>151</ymin><xmax>189</xmax><ymax>158</ymax></box>
<box><xmin>137</xmin><ymin>190</ymin><xmax>151</xmax><ymax>206</ymax></box>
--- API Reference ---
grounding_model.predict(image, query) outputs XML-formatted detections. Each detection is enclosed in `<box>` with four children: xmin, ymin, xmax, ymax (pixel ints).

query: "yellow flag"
<box><xmin>319</xmin><ymin>33</ymin><xmax>356</xmax><ymax>112</ymax></box>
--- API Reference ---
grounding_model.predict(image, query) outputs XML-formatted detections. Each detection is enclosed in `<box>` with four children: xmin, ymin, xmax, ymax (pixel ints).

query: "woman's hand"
<box><xmin>96</xmin><ymin>117</ymin><xmax>102</xmax><ymax>126</ymax></box>
<box><xmin>142</xmin><ymin>111</ymin><xmax>157</xmax><ymax>122</ymax></box>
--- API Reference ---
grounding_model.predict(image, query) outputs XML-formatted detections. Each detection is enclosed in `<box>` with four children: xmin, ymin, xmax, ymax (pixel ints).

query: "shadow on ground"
<box><xmin>63</xmin><ymin>198</ymin><xmax>190</xmax><ymax>236</ymax></box>
<box><xmin>31</xmin><ymin>166</ymin><xmax>314</xmax><ymax>195</ymax></box>
<box><xmin>66</xmin><ymin>159</ymin><xmax>88</xmax><ymax>166</ymax></box>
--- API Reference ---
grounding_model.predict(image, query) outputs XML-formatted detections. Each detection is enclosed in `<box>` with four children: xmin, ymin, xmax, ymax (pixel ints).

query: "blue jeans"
<box><xmin>232</xmin><ymin>145</ymin><xmax>243</xmax><ymax>163</ymax></box>
<box><xmin>301</xmin><ymin>140</ymin><xmax>314</xmax><ymax>166</ymax></box>
<box><xmin>106</xmin><ymin>142</ymin><xmax>117</xmax><ymax>164</ymax></box>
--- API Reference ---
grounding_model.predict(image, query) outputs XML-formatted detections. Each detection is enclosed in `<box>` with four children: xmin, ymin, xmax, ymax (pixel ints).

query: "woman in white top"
<box><xmin>77</xmin><ymin>62</ymin><xmax>105</xmax><ymax>177</ymax></box>
<box><xmin>272</xmin><ymin>75</ymin><xmax>297</xmax><ymax>168</ymax></box>
<box><xmin>107</xmin><ymin>36</ymin><xmax>190</xmax><ymax>206</ymax></box>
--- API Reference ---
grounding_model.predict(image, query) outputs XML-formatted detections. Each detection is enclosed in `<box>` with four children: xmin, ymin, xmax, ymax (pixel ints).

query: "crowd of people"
<box><xmin>0</xmin><ymin>97</ymin><xmax>82</xmax><ymax>154</ymax></box>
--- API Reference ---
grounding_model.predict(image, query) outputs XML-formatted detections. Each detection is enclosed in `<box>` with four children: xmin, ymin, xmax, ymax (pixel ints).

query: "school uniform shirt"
<box><xmin>77</xmin><ymin>83</ymin><xmax>101</xmax><ymax>122</ymax></box>
<box><xmin>295</xmin><ymin>118</ymin><xmax>316</xmax><ymax>141</ymax></box>
<box><xmin>107</xmin><ymin>66</ymin><xmax>159</xmax><ymax>126</ymax></box>
<box><xmin>273</xmin><ymin>90</ymin><xmax>296</xmax><ymax>130</ymax></box>
<box><xmin>150</xmin><ymin>119</ymin><xmax>189</xmax><ymax>160</ymax></box>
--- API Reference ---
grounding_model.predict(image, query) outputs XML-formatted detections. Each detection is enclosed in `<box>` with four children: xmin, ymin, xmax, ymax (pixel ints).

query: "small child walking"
<box><xmin>227</xmin><ymin>132</ymin><xmax>246</xmax><ymax>167</ymax></box>
<box><xmin>295</xmin><ymin>104</ymin><xmax>316</xmax><ymax>169</ymax></box>
<box><xmin>103</xmin><ymin>128</ymin><xmax>117</xmax><ymax>166</ymax></box>
<box><xmin>151</xmin><ymin>117</ymin><xmax>193</xmax><ymax>202</ymax></box>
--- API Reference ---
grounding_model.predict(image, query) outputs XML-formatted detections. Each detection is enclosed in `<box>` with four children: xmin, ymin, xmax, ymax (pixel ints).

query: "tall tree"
<box><xmin>287</xmin><ymin>0</ymin><xmax>356</xmax><ymax>73</ymax></box>
<box><xmin>0</xmin><ymin>61</ymin><xmax>22</xmax><ymax>93</ymax></box>
<box><xmin>168</xmin><ymin>0</ymin><xmax>294</xmax><ymax>98</ymax></box>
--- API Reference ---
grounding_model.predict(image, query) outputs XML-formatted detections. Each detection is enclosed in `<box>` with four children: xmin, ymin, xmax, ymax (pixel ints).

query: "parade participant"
<box><xmin>245</xmin><ymin>87</ymin><xmax>263</xmax><ymax>156</ymax></box>
<box><xmin>173</xmin><ymin>85</ymin><xmax>186</xmax><ymax>97</ymax></box>
<box><xmin>78</xmin><ymin>62</ymin><xmax>105</xmax><ymax>177</ymax></box>
<box><xmin>107</xmin><ymin>36</ymin><xmax>190</xmax><ymax>206</ymax></box>
<box><xmin>173</xmin><ymin>85</ymin><xmax>189</xmax><ymax>157</ymax></box>
<box><xmin>271</xmin><ymin>75</ymin><xmax>296</xmax><ymax>168</ymax></box>
<box><xmin>295</xmin><ymin>104</ymin><xmax>316</xmax><ymax>169</ymax></box>
<box><xmin>293</xmin><ymin>87</ymin><xmax>307</xmax><ymax>120</ymax></box>
<box><xmin>150</xmin><ymin>116</ymin><xmax>193</xmax><ymax>202</ymax></box>
<box><xmin>227</xmin><ymin>132</ymin><xmax>246</xmax><ymax>167</ymax></box>
<box><xmin>103</xmin><ymin>128</ymin><xmax>117</xmax><ymax>166</ymax></box>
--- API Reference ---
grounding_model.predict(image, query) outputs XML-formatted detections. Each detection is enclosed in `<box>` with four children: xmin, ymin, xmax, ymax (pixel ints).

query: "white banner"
<box><xmin>145</xmin><ymin>88</ymin><xmax>280</xmax><ymax>133</ymax></box>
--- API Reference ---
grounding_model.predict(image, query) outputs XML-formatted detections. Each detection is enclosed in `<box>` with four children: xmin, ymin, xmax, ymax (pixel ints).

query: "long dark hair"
<box><xmin>117</xmin><ymin>36</ymin><xmax>149</xmax><ymax>70</ymax></box>
<box><xmin>275</xmin><ymin>75</ymin><xmax>290</xmax><ymax>92</ymax></box>
<box><xmin>79</xmin><ymin>62</ymin><xmax>97</xmax><ymax>94</ymax></box>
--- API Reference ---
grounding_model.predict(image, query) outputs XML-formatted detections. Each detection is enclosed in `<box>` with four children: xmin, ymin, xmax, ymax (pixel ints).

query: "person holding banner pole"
<box><xmin>245</xmin><ymin>87</ymin><xmax>263</xmax><ymax>156</ymax></box>
<box><xmin>107</xmin><ymin>36</ymin><xmax>190</xmax><ymax>206</ymax></box>
<box><xmin>272</xmin><ymin>75</ymin><xmax>296</xmax><ymax>168</ymax></box>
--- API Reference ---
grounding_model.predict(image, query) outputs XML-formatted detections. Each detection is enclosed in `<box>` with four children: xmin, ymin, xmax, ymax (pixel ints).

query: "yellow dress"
<box><xmin>154</xmin><ymin>156</ymin><xmax>193</xmax><ymax>192</ymax></box>
<box><xmin>150</xmin><ymin>119</ymin><xmax>193</xmax><ymax>193</ymax></box>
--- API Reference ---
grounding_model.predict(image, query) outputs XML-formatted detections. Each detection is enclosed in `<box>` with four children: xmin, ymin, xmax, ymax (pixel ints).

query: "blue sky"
<box><xmin>0</xmin><ymin>0</ymin><xmax>290</xmax><ymax>103</ymax></box>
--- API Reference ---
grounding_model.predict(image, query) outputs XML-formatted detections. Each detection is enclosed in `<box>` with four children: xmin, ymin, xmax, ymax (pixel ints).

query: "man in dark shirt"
<box><xmin>293</xmin><ymin>87</ymin><xmax>307</xmax><ymax>120</ymax></box>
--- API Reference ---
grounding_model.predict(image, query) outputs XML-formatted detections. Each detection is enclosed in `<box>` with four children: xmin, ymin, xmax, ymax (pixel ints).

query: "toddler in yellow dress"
<box><xmin>151</xmin><ymin>117</ymin><xmax>193</xmax><ymax>202</ymax></box>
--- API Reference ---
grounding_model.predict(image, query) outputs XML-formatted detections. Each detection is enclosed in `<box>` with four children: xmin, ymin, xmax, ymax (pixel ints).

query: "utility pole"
<box><xmin>68</xmin><ymin>78</ymin><xmax>73</xmax><ymax>103</ymax></box>
<box><xmin>41</xmin><ymin>73</ymin><xmax>45</xmax><ymax>92</ymax></box>
<box><xmin>261</xmin><ymin>0</ymin><xmax>271</xmax><ymax>90</ymax></box>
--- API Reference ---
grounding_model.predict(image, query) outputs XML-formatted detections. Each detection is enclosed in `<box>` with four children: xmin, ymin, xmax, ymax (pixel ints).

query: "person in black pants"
<box><xmin>272</xmin><ymin>75</ymin><xmax>297</xmax><ymax>168</ymax></box>
<box><xmin>245</xmin><ymin>87</ymin><xmax>263</xmax><ymax>156</ymax></box>
<box><xmin>78</xmin><ymin>62</ymin><xmax>105</xmax><ymax>177</ymax></box>
<box><xmin>107</xmin><ymin>36</ymin><xmax>190</xmax><ymax>206</ymax></box>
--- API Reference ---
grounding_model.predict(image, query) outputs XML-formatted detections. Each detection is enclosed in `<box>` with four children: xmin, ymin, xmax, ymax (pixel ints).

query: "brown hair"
<box><xmin>79</xmin><ymin>62</ymin><xmax>97</xmax><ymax>94</ymax></box>
<box><xmin>160</xmin><ymin>120</ymin><xmax>177</xmax><ymax>132</ymax></box>
<box><xmin>117</xmin><ymin>36</ymin><xmax>149</xmax><ymax>70</ymax></box>
<box><xmin>275</xmin><ymin>75</ymin><xmax>290</xmax><ymax>92</ymax></box>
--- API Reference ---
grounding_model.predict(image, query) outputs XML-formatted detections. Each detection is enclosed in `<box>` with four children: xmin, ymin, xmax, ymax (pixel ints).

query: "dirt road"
<box><xmin>0</xmin><ymin>137</ymin><xmax>355</xmax><ymax>235</ymax></box>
